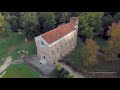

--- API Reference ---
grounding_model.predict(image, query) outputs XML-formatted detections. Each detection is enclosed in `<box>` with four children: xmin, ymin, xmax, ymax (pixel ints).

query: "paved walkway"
<box><xmin>24</xmin><ymin>55</ymin><xmax>55</xmax><ymax>76</ymax></box>
<box><xmin>0</xmin><ymin>56</ymin><xmax>12</xmax><ymax>75</ymax></box>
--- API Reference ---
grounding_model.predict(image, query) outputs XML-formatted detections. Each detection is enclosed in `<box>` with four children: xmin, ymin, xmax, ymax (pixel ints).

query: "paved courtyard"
<box><xmin>24</xmin><ymin>55</ymin><xmax>55</xmax><ymax>76</ymax></box>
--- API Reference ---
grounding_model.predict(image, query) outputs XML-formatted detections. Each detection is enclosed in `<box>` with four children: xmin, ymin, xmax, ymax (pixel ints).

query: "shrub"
<box><xmin>55</xmin><ymin>64</ymin><xmax>62</xmax><ymax>71</ymax></box>
<box><xmin>65</xmin><ymin>74</ymin><xmax>75</xmax><ymax>78</ymax></box>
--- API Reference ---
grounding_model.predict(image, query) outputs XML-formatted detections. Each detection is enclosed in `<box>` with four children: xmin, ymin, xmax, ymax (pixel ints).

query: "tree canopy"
<box><xmin>104</xmin><ymin>22</ymin><xmax>120</xmax><ymax>61</ymax></box>
<box><xmin>82</xmin><ymin>39</ymin><xmax>99</xmax><ymax>67</ymax></box>
<box><xmin>38</xmin><ymin>12</ymin><xmax>56</xmax><ymax>33</ymax></box>
<box><xmin>20</xmin><ymin>12</ymin><xmax>39</xmax><ymax>39</ymax></box>
<box><xmin>79</xmin><ymin>12</ymin><xmax>104</xmax><ymax>38</ymax></box>
<box><xmin>0</xmin><ymin>13</ymin><xmax>8</xmax><ymax>37</ymax></box>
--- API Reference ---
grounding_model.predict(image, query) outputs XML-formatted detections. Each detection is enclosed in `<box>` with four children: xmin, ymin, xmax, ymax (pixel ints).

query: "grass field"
<box><xmin>0</xmin><ymin>31</ymin><xmax>37</xmax><ymax>65</ymax></box>
<box><xmin>84</xmin><ymin>60</ymin><xmax>120</xmax><ymax>72</ymax></box>
<box><xmin>0</xmin><ymin>31</ymin><xmax>40</xmax><ymax>78</ymax></box>
<box><xmin>2</xmin><ymin>63</ymin><xmax>41</xmax><ymax>78</ymax></box>
<box><xmin>66</xmin><ymin>41</ymin><xmax>84</xmax><ymax>70</ymax></box>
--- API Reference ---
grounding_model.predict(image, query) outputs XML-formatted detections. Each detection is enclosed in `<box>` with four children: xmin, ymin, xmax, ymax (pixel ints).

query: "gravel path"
<box><xmin>11</xmin><ymin>59</ymin><xmax>24</xmax><ymax>64</ymax></box>
<box><xmin>0</xmin><ymin>56</ymin><xmax>12</xmax><ymax>75</ymax></box>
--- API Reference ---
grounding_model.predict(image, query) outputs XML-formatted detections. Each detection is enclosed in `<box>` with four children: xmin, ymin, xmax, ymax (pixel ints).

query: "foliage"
<box><xmin>82</xmin><ymin>39</ymin><xmax>99</xmax><ymax>67</ymax></box>
<box><xmin>113</xmin><ymin>12</ymin><xmax>120</xmax><ymax>22</ymax></box>
<box><xmin>3</xmin><ymin>12</ymin><xmax>23</xmax><ymax>32</ymax></box>
<box><xmin>64</xmin><ymin>74</ymin><xmax>75</xmax><ymax>78</ymax></box>
<box><xmin>55</xmin><ymin>65</ymin><xmax>74</xmax><ymax>78</ymax></box>
<box><xmin>69</xmin><ymin>12</ymin><xmax>80</xmax><ymax>17</ymax></box>
<box><xmin>104</xmin><ymin>22</ymin><xmax>120</xmax><ymax>61</ymax></box>
<box><xmin>38</xmin><ymin>12</ymin><xmax>56</xmax><ymax>33</ymax></box>
<box><xmin>65</xmin><ymin>38</ymin><xmax>119</xmax><ymax>72</ymax></box>
<box><xmin>94</xmin><ymin>37</ymin><xmax>107</xmax><ymax>50</ymax></box>
<box><xmin>79</xmin><ymin>12</ymin><xmax>104</xmax><ymax>38</ymax></box>
<box><xmin>55</xmin><ymin>12</ymin><xmax>69</xmax><ymax>25</ymax></box>
<box><xmin>20</xmin><ymin>12</ymin><xmax>39</xmax><ymax>39</ymax></box>
<box><xmin>0</xmin><ymin>13</ymin><xmax>9</xmax><ymax>37</ymax></box>
<box><xmin>55</xmin><ymin>64</ymin><xmax>62</xmax><ymax>71</ymax></box>
<box><xmin>66</xmin><ymin>41</ymin><xmax>84</xmax><ymax>71</ymax></box>
<box><xmin>102</xmin><ymin>15</ymin><xmax>113</xmax><ymax>30</ymax></box>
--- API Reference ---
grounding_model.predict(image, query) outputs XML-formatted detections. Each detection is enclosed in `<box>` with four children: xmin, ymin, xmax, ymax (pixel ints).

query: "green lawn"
<box><xmin>0</xmin><ymin>31</ymin><xmax>37</xmax><ymax>64</ymax></box>
<box><xmin>2</xmin><ymin>63</ymin><xmax>41</xmax><ymax>78</ymax></box>
<box><xmin>66</xmin><ymin>40</ymin><xmax>84</xmax><ymax>70</ymax></box>
<box><xmin>0</xmin><ymin>31</ymin><xmax>40</xmax><ymax>78</ymax></box>
<box><xmin>84</xmin><ymin>60</ymin><xmax>120</xmax><ymax>72</ymax></box>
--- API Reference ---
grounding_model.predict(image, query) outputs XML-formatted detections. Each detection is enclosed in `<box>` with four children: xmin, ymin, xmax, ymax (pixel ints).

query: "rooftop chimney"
<box><xmin>70</xmin><ymin>17</ymin><xmax>79</xmax><ymax>25</ymax></box>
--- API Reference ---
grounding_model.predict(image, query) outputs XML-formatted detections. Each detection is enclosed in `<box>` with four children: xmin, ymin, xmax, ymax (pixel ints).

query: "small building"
<box><xmin>35</xmin><ymin>17</ymin><xmax>79</xmax><ymax>65</ymax></box>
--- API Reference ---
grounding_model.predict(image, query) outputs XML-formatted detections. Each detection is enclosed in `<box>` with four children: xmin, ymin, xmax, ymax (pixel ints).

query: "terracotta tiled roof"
<box><xmin>41</xmin><ymin>22</ymin><xmax>76</xmax><ymax>45</ymax></box>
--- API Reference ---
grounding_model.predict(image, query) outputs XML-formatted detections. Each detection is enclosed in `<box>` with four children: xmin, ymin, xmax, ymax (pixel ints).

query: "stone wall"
<box><xmin>49</xmin><ymin>30</ymin><xmax>77</xmax><ymax>64</ymax></box>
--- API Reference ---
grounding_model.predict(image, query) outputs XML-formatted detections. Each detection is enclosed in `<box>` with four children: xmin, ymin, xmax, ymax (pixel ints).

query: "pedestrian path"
<box><xmin>0</xmin><ymin>56</ymin><xmax>12</xmax><ymax>75</ymax></box>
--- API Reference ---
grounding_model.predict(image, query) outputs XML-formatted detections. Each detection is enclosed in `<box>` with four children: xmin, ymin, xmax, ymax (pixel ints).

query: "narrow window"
<box><xmin>43</xmin><ymin>56</ymin><xmax>45</xmax><ymax>59</ymax></box>
<box><xmin>57</xmin><ymin>48</ymin><xmax>58</xmax><ymax>52</ymax></box>
<box><xmin>65</xmin><ymin>42</ymin><xmax>66</xmax><ymax>46</ymax></box>
<box><xmin>52</xmin><ymin>51</ymin><xmax>54</xmax><ymax>55</ymax></box>
<box><xmin>69</xmin><ymin>40</ymin><xmax>70</xmax><ymax>44</ymax></box>
<box><xmin>61</xmin><ymin>45</ymin><xmax>63</xmax><ymax>49</ymax></box>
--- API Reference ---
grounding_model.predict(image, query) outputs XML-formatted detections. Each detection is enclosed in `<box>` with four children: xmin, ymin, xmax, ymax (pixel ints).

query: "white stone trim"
<box><xmin>38</xmin><ymin>36</ymin><xmax>49</xmax><ymax>46</ymax></box>
<box><xmin>35</xmin><ymin>26</ymin><xmax>77</xmax><ymax>47</ymax></box>
<box><xmin>34</xmin><ymin>36</ymin><xmax>41</xmax><ymax>41</ymax></box>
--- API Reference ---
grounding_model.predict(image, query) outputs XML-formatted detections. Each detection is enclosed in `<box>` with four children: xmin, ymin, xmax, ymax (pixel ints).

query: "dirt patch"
<box><xmin>8</xmin><ymin>46</ymin><xmax>16</xmax><ymax>54</ymax></box>
<box><xmin>12</xmin><ymin>59</ymin><xmax>24</xmax><ymax>64</ymax></box>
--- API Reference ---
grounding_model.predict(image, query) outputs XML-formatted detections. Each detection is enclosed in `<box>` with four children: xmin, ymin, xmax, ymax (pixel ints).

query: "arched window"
<box><xmin>41</xmin><ymin>41</ymin><xmax>45</xmax><ymax>46</ymax></box>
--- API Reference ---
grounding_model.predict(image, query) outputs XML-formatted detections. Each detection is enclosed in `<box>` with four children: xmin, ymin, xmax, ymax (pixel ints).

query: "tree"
<box><xmin>64</xmin><ymin>74</ymin><xmax>75</xmax><ymax>78</ymax></box>
<box><xmin>79</xmin><ymin>12</ymin><xmax>104</xmax><ymax>38</ymax></box>
<box><xmin>102</xmin><ymin>15</ymin><xmax>113</xmax><ymax>29</ymax></box>
<box><xmin>38</xmin><ymin>12</ymin><xmax>56</xmax><ymax>33</ymax></box>
<box><xmin>54</xmin><ymin>12</ymin><xmax>69</xmax><ymax>25</ymax></box>
<box><xmin>3</xmin><ymin>12</ymin><xmax>23</xmax><ymax>32</ymax></box>
<box><xmin>82</xmin><ymin>39</ymin><xmax>99</xmax><ymax>67</ymax></box>
<box><xmin>102</xmin><ymin>15</ymin><xmax>113</xmax><ymax>38</ymax></box>
<box><xmin>55</xmin><ymin>64</ymin><xmax>62</xmax><ymax>71</ymax></box>
<box><xmin>113</xmin><ymin>12</ymin><xmax>120</xmax><ymax>22</ymax></box>
<box><xmin>6</xmin><ymin>15</ymin><xmax>19</xmax><ymax>31</ymax></box>
<box><xmin>0</xmin><ymin>13</ymin><xmax>8</xmax><ymax>37</ymax></box>
<box><xmin>20</xmin><ymin>12</ymin><xmax>39</xmax><ymax>39</ymax></box>
<box><xmin>104</xmin><ymin>22</ymin><xmax>120</xmax><ymax>61</ymax></box>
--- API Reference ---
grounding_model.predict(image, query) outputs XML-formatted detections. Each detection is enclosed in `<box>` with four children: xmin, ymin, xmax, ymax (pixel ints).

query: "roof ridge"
<box><xmin>41</xmin><ymin>22</ymin><xmax>71</xmax><ymax>36</ymax></box>
<box><xmin>41</xmin><ymin>21</ymin><xmax>76</xmax><ymax>44</ymax></box>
